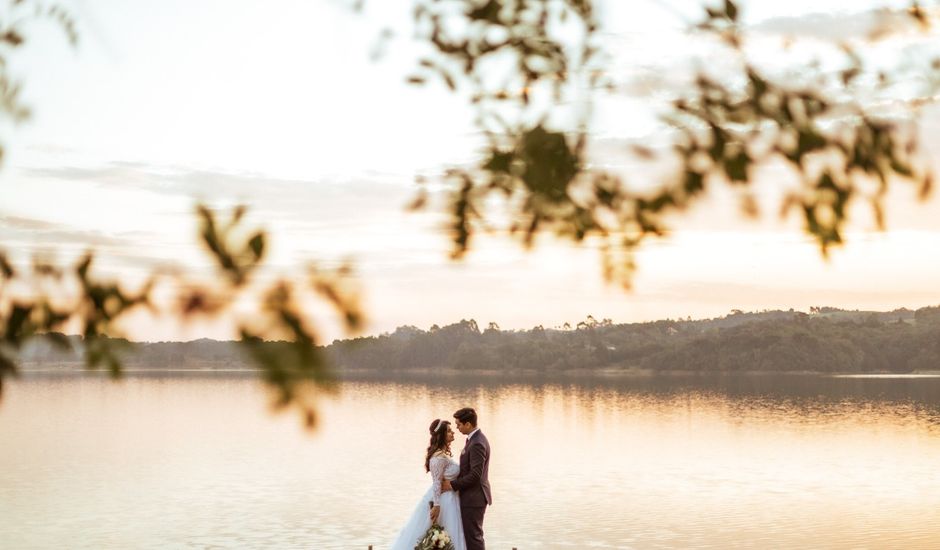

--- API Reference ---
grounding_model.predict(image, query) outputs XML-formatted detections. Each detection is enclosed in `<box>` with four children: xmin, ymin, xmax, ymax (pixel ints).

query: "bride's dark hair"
<box><xmin>424</xmin><ymin>419</ymin><xmax>451</xmax><ymax>472</ymax></box>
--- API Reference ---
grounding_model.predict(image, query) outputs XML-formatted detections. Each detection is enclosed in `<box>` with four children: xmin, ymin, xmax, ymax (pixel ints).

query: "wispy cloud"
<box><xmin>7</xmin><ymin>159</ymin><xmax>446</xmax><ymax>274</ymax></box>
<box><xmin>643</xmin><ymin>279</ymin><xmax>940</xmax><ymax>315</ymax></box>
<box><xmin>20</xmin><ymin>161</ymin><xmax>416</xmax><ymax>219</ymax></box>
<box><xmin>752</xmin><ymin>8</ymin><xmax>930</xmax><ymax>42</ymax></box>
<box><xmin>0</xmin><ymin>213</ymin><xmax>127</xmax><ymax>248</ymax></box>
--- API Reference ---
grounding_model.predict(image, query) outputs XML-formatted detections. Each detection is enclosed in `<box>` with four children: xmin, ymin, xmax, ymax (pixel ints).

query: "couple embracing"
<box><xmin>390</xmin><ymin>407</ymin><xmax>492</xmax><ymax>550</ymax></box>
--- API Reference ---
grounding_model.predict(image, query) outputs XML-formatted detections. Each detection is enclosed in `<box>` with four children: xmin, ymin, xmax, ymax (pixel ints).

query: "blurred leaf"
<box><xmin>796</xmin><ymin>128</ymin><xmax>826</xmax><ymax>159</ymax></box>
<box><xmin>440</xmin><ymin>69</ymin><xmax>456</xmax><ymax>91</ymax></box>
<box><xmin>919</xmin><ymin>172</ymin><xmax>933</xmax><ymax>200</ymax></box>
<box><xmin>248</xmin><ymin>232</ymin><xmax>265</xmax><ymax>262</ymax></box>
<box><xmin>483</xmin><ymin>150</ymin><xmax>513</xmax><ymax>174</ymax></box>
<box><xmin>723</xmin><ymin>150</ymin><xmax>750</xmax><ymax>183</ymax></box>
<box><xmin>740</xmin><ymin>193</ymin><xmax>759</xmax><ymax>218</ymax></box>
<box><xmin>468</xmin><ymin>0</ymin><xmax>501</xmax><ymax>23</ymax></box>
<box><xmin>724</xmin><ymin>0</ymin><xmax>738</xmax><ymax>22</ymax></box>
<box><xmin>683</xmin><ymin>170</ymin><xmax>704</xmax><ymax>195</ymax></box>
<box><xmin>0</xmin><ymin>30</ymin><xmax>23</xmax><ymax>47</ymax></box>
<box><xmin>908</xmin><ymin>1</ymin><xmax>928</xmax><ymax>28</ymax></box>
<box><xmin>0</xmin><ymin>253</ymin><xmax>13</xmax><ymax>278</ymax></box>
<box><xmin>872</xmin><ymin>199</ymin><xmax>885</xmax><ymax>230</ymax></box>
<box><xmin>4</xmin><ymin>303</ymin><xmax>33</xmax><ymax>344</ymax></box>
<box><xmin>518</xmin><ymin>125</ymin><xmax>579</xmax><ymax>202</ymax></box>
<box><xmin>631</xmin><ymin>145</ymin><xmax>655</xmax><ymax>160</ymax></box>
<box><xmin>841</xmin><ymin>67</ymin><xmax>861</xmax><ymax>86</ymax></box>
<box><xmin>233</xmin><ymin>204</ymin><xmax>247</xmax><ymax>224</ymax></box>
<box><xmin>406</xmin><ymin>189</ymin><xmax>428</xmax><ymax>211</ymax></box>
<box><xmin>76</xmin><ymin>253</ymin><xmax>92</xmax><ymax>279</ymax></box>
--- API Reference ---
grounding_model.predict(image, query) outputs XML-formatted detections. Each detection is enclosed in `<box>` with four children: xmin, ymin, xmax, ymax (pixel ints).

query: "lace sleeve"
<box><xmin>429</xmin><ymin>456</ymin><xmax>446</xmax><ymax>506</ymax></box>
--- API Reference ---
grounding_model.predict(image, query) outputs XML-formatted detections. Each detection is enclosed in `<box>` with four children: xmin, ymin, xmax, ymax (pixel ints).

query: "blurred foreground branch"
<box><xmin>402</xmin><ymin>0</ymin><xmax>936</xmax><ymax>286</ymax></box>
<box><xmin>0</xmin><ymin>205</ymin><xmax>362</xmax><ymax>429</ymax></box>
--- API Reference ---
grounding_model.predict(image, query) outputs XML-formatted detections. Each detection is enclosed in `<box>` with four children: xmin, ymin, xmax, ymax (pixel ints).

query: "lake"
<box><xmin>1</xmin><ymin>372</ymin><xmax>940</xmax><ymax>549</ymax></box>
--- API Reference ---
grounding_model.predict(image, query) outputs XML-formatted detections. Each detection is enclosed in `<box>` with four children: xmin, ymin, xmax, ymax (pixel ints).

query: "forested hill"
<box><xmin>19</xmin><ymin>306</ymin><xmax>940</xmax><ymax>374</ymax></box>
<box><xmin>328</xmin><ymin>307</ymin><xmax>940</xmax><ymax>374</ymax></box>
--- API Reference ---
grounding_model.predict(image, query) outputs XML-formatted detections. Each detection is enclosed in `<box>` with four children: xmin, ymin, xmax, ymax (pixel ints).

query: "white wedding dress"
<box><xmin>389</xmin><ymin>452</ymin><xmax>466</xmax><ymax>550</ymax></box>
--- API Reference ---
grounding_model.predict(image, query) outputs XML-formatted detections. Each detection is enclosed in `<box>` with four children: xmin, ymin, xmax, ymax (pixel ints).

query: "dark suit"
<box><xmin>450</xmin><ymin>430</ymin><xmax>491</xmax><ymax>550</ymax></box>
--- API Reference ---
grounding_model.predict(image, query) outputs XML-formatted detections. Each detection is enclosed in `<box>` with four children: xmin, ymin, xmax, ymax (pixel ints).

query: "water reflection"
<box><xmin>1</xmin><ymin>373</ymin><xmax>940</xmax><ymax>549</ymax></box>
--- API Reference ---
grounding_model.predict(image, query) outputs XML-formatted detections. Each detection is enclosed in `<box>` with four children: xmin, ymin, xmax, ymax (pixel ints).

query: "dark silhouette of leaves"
<box><xmin>400</xmin><ymin>0</ymin><xmax>934</xmax><ymax>286</ymax></box>
<box><xmin>0</xmin><ymin>204</ymin><xmax>362</xmax><ymax>427</ymax></box>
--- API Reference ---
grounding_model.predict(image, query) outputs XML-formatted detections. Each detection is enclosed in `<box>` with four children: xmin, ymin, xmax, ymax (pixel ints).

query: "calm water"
<box><xmin>2</xmin><ymin>373</ymin><xmax>940</xmax><ymax>549</ymax></box>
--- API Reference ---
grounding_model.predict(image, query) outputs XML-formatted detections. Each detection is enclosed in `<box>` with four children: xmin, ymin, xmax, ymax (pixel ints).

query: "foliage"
<box><xmin>0</xmin><ymin>205</ymin><xmax>362</xmax><ymax>428</ymax></box>
<box><xmin>0</xmin><ymin>0</ymin><xmax>77</xmax><ymax>164</ymax></box>
<box><xmin>403</xmin><ymin>0</ymin><xmax>936</xmax><ymax>284</ymax></box>
<box><xmin>0</xmin><ymin>1</ymin><xmax>363</xmax><ymax>422</ymax></box>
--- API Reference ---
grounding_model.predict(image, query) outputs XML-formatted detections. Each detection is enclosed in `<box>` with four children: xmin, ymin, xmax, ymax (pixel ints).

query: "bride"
<box><xmin>390</xmin><ymin>419</ymin><xmax>467</xmax><ymax>550</ymax></box>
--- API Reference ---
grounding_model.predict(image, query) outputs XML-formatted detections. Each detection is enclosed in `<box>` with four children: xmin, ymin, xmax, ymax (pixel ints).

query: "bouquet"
<box><xmin>414</xmin><ymin>523</ymin><xmax>455</xmax><ymax>550</ymax></box>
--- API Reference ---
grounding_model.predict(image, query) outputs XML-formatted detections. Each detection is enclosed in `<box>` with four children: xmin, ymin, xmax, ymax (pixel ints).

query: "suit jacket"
<box><xmin>450</xmin><ymin>430</ymin><xmax>492</xmax><ymax>507</ymax></box>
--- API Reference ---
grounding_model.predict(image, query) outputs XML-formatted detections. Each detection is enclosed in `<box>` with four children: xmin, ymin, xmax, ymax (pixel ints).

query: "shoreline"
<box><xmin>15</xmin><ymin>363</ymin><xmax>940</xmax><ymax>379</ymax></box>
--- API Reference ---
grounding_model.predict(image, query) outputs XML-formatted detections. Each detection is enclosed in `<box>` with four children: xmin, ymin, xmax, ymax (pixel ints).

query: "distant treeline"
<box><xmin>19</xmin><ymin>306</ymin><xmax>940</xmax><ymax>374</ymax></box>
<box><xmin>329</xmin><ymin>307</ymin><xmax>940</xmax><ymax>373</ymax></box>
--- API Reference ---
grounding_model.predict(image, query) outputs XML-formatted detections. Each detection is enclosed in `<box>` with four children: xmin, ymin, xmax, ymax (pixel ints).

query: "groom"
<box><xmin>442</xmin><ymin>407</ymin><xmax>492</xmax><ymax>550</ymax></box>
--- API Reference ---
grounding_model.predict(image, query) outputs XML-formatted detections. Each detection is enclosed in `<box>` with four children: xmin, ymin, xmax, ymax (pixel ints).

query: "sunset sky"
<box><xmin>1</xmin><ymin>0</ymin><xmax>939</xmax><ymax>341</ymax></box>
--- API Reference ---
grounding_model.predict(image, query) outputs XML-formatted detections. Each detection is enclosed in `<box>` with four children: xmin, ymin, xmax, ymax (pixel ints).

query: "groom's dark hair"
<box><xmin>453</xmin><ymin>407</ymin><xmax>477</xmax><ymax>427</ymax></box>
